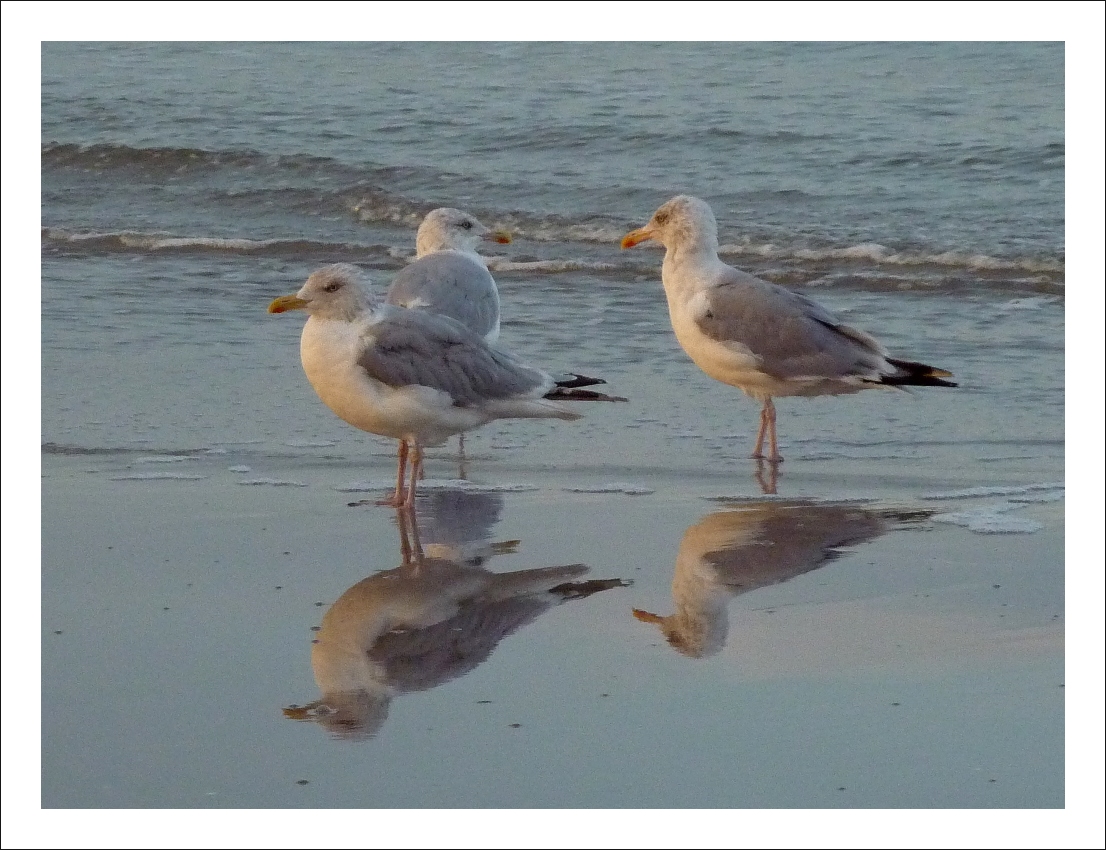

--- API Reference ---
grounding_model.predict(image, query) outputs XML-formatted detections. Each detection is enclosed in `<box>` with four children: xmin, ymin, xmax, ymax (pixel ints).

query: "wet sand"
<box><xmin>39</xmin><ymin>436</ymin><xmax>1064</xmax><ymax>810</ymax></box>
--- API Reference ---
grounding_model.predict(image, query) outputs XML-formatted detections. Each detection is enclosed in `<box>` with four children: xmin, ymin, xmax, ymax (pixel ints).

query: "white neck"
<box><xmin>416</xmin><ymin>235</ymin><xmax>481</xmax><ymax>259</ymax></box>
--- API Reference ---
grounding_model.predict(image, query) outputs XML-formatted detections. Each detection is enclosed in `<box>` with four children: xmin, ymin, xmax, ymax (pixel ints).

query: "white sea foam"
<box><xmin>236</xmin><ymin>478</ymin><xmax>308</xmax><ymax>487</ymax></box>
<box><xmin>998</xmin><ymin>296</ymin><xmax>1062</xmax><ymax>310</ymax></box>
<box><xmin>42</xmin><ymin>227</ymin><xmax>370</xmax><ymax>257</ymax></box>
<box><xmin>228</xmin><ymin>465</ymin><xmax>252</xmax><ymax>473</ymax></box>
<box><xmin>932</xmin><ymin>506</ymin><xmax>1044</xmax><ymax>534</ymax></box>
<box><xmin>43</xmin><ymin>226</ymin><xmax>1062</xmax><ymax>291</ymax></box>
<box><xmin>717</xmin><ymin>241</ymin><xmax>1064</xmax><ymax>275</ymax></box>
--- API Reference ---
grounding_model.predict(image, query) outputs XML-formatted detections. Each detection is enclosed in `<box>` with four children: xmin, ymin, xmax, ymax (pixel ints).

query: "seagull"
<box><xmin>386</xmin><ymin>207</ymin><xmax>605</xmax><ymax>460</ymax></box>
<box><xmin>386</xmin><ymin>207</ymin><xmax>511</xmax><ymax>343</ymax></box>
<box><xmin>269</xmin><ymin>263</ymin><xmax>625</xmax><ymax>508</ymax></box>
<box><xmin>621</xmin><ymin>195</ymin><xmax>957</xmax><ymax>461</ymax></box>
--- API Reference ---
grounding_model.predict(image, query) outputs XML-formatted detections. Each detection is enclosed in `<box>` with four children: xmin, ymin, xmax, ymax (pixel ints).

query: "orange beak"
<box><xmin>632</xmin><ymin>608</ymin><xmax>665</xmax><ymax>624</ymax></box>
<box><xmin>484</xmin><ymin>229</ymin><xmax>512</xmax><ymax>245</ymax></box>
<box><xmin>268</xmin><ymin>294</ymin><xmax>309</xmax><ymax>314</ymax></box>
<box><xmin>620</xmin><ymin>227</ymin><xmax>654</xmax><ymax>249</ymax></box>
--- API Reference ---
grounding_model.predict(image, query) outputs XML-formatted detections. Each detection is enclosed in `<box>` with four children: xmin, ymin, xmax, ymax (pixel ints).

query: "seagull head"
<box><xmin>268</xmin><ymin>263</ymin><xmax>376</xmax><ymax>321</ymax></box>
<box><xmin>415</xmin><ymin>207</ymin><xmax>511</xmax><ymax>258</ymax></box>
<box><xmin>621</xmin><ymin>195</ymin><xmax>719</xmax><ymax>254</ymax></box>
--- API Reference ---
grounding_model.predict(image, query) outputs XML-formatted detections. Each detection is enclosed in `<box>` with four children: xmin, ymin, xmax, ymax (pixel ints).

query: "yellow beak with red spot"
<box><xmin>620</xmin><ymin>226</ymin><xmax>656</xmax><ymax>249</ymax></box>
<box><xmin>485</xmin><ymin>229</ymin><xmax>512</xmax><ymax>245</ymax></box>
<box><xmin>268</xmin><ymin>294</ymin><xmax>309</xmax><ymax>313</ymax></box>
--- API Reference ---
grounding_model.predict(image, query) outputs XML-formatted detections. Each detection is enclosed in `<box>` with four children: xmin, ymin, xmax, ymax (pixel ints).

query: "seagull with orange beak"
<box><xmin>269</xmin><ymin>263</ymin><xmax>626</xmax><ymax>508</ymax></box>
<box><xmin>386</xmin><ymin>207</ymin><xmax>512</xmax><ymax>343</ymax></box>
<box><xmin>621</xmin><ymin>195</ymin><xmax>956</xmax><ymax>462</ymax></box>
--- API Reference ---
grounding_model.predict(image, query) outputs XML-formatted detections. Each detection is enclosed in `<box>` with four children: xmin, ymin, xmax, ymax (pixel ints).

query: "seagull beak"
<box><xmin>484</xmin><ymin>229</ymin><xmax>512</xmax><ymax>245</ymax></box>
<box><xmin>268</xmin><ymin>294</ymin><xmax>309</xmax><ymax>313</ymax></box>
<box><xmin>620</xmin><ymin>227</ymin><xmax>654</xmax><ymax>249</ymax></box>
<box><xmin>632</xmin><ymin>608</ymin><xmax>665</xmax><ymax>624</ymax></box>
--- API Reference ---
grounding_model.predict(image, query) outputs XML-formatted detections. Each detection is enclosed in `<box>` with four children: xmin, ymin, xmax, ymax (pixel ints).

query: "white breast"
<box><xmin>667</xmin><ymin>290</ymin><xmax>776</xmax><ymax>399</ymax></box>
<box><xmin>298</xmin><ymin>317</ymin><xmax>489</xmax><ymax>444</ymax></box>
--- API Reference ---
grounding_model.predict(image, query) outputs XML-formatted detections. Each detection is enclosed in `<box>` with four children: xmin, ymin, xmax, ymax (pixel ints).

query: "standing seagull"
<box><xmin>269</xmin><ymin>264</ymin><xmax>625</xmax><ymax>508</ymax></box>
<box><xmin>387</xmin><ymin>207</ymin><xmax>606</xmax><ymax>462</ymax></box>
<box><xmin>621</xmin><ymin>195</ymin><xmax>956</xmax><ymax>462</ymax></box>
<box><xmin>386</xmin><ymin>207</ymin><xmax>511</xmax><ymax>343</ymax></box>
<box><xmin>387</xmin><ymin>208</ymin><xmax>508</xmax><ymax>462</ymax></box>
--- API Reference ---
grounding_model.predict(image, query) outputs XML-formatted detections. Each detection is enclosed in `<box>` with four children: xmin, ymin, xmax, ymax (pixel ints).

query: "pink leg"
<box><xmin>752</xmin><ymin>400</ymin><xmax>770</xmax><ymax>458</ymax></box>
<box><xmin>751</xmin><ymin>399</ymin><xmax>782</xmax><ymax>462</ymax></box>
<box><xmin>765</xmin><ymin>399</ymin><xmax>781</xmax><ymax>462</ymax></box>
<box><xmin>402</xmin><ymin>441</ymin><xmax>423</xmax><ymax>509</ymax></box>
<box><xmin>377</xmin><ymin>440</ymin><xmax>410</xmax><ymax>507</ymax></box>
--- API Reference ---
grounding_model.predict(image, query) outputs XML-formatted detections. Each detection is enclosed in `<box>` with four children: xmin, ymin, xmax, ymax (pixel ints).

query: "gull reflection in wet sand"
<box><xmin>633</xmin><ymin>502</ymin><xmax>909</xmax><ymax>658</ymax></box>
<box><xmin>286</xmin><ymin>492</ymin><xmax>628</xmax><ymax>739</ymax></box>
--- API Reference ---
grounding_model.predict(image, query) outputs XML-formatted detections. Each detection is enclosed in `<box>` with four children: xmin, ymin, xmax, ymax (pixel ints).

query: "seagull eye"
<box><xmin>460</xmin><ymin>220</ymin><xmax>473</xmax><ymax>230</ymax></box>
<box><xmin>655</xmin><ymin>212</ymin><xmax>670</xmax><ymax>225</ymax></box>
<box><xmin>323</xmin><ymin>282</ymin><xmax>342</xmax><ymax>293</ymax></box>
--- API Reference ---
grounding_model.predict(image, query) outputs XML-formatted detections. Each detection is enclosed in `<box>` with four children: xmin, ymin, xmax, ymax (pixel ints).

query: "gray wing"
<box><xmin>385</xmin><ymin>252</ymin><xmax>500</xmax><ymax>339</ymax></box>
<box><xmin>358</xmin><ymin>308</ymin><xmax>548</xmax><ymax>406</ymax></box>
<box><xmin>705</xmin><ymin>506</ymin><xmax>886</xmax><ymax>593</ymax></box>
<box><xmin>695</xmin><ymin>267</ymin><xmax>889</xmax><ymax>380</ymax></box>
<box><xmin>367</xmin><ymin>594</ymin><xmax>553</xmax><ymax>692</ymax></box>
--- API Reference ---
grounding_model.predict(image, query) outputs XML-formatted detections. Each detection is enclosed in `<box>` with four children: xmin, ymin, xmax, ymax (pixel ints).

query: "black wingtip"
<box><xmin>882</xmin><ymin>358</ymin><xmax>959</xmax><ymax>388</ymax></box>
<box><xmin>554</xmin><ymin>373</ymin><xmax>607</xmax><ymax>389</ymax></box>
<box><xmin>545</xmin><ymin>388</ymin><xmax>629</xmax><ymax>402</ymax></box>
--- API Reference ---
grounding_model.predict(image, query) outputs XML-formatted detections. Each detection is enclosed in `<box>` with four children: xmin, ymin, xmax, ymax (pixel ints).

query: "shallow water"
<box><xmin>38</xmin><ymin>42</ymin><xmax>1065</xmax><ymax>811</ymax></box>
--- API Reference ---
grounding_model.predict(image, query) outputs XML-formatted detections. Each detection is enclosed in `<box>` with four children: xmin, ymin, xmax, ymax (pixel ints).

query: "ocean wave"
<box><xmin>850</xmin><ymin>141</ymin><xmax>1064</xmax><ymax>174</ymax></box>
<box><xmin>42</xmin><ymin>225</ymin><xmax>1063</xmax><ymax>294</ymax></box>
<box><xmin>489</xmin><ymin>259</ymin><xmax>619</xmax><ymax>274</ymax></box>
<box><xmin>716</xmin><ymin>241</ymin><xmax>1064</xmax><ymax>276</ymax></box>
<box><xmin>42</xmin><ymin>141</ymin><xmax>345</xmax><ymax>177</ymax></box>
<box><xmin>41</xmin><ymin>142</ymin><xmax>1063</xmax><ymax>288</ymax></box>
<box><xmin>41</xmin><ymin>227</ymin><xmax>393</xmax><ymax>260</ymax></box>
<box><xmin>361</xmin><ymin>201</ymin><xmax>1066</xmax><ymax>282</ymax></box>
